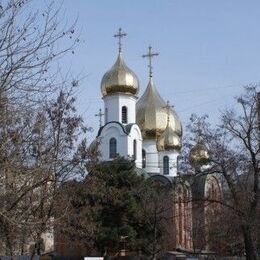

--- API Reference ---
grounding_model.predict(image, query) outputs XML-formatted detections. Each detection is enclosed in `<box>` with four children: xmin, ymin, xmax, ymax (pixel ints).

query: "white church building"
<box><xmin>55</xmin><ymin>29</ymin><xmax>221</xmax><ymax>254</ymax></box>
<box><xmin>92</xmin><ymin>28</ymin><xmax>183</xmax><ymax>177</ymax></box>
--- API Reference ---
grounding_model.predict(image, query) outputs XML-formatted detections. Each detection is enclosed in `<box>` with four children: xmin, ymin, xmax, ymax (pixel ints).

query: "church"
<box><xmin>94</xmin><ymin>28</ymin><xmax>182</xmax><ymax>176</ymax></box>
<box><xmin>88</xmin><ymin>28</ymin><xmax>222</xmax><ymax>254</ymax></box>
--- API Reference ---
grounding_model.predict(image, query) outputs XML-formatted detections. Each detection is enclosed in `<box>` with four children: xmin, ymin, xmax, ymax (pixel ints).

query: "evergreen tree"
<box><xmin>61</xmin><ymin>157</ymin><xmax>169</xmax><ymax>257</ymax></box>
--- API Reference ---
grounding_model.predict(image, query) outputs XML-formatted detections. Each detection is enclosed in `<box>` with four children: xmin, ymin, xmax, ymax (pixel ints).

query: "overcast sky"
<box><xmin>33</xmin><ymin>0</ymin><xmax>260</xmax><ymax>141</ymax></box>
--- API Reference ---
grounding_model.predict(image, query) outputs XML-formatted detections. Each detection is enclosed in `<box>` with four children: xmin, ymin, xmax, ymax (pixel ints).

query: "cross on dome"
<box><xmin>114</xmin><ymin>27</ymin><xmax>127</xmax><ymax>53</ymax></box>
<box><xmin>163</xmin><ymin>100</ymin><xmax>174</xmax><ymax>123</ymax></box>
<box><xmin>196</xmin><ymin>118</ymin><xmax>204</xmax><ymax>140</ymax></box>
<box><xmin>95</xmin><ymin>108</ymin><xmax>104</xmax><ymax>128</ymax></box>
<box><xmin>142</xmin><ymin>45</ymin><xmax>159</xmax><ymax>78</ymax></box>
<box><xmin>197</xmin><ymin>119</ymin><xmax>202</xmax><ymax>134</ymax></box>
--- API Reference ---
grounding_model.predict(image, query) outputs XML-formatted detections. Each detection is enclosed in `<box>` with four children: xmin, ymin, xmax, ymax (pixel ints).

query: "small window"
<box><xmin>163</xmin><ymin>156</ymin><xmax>169</xmax><ymax>175</ymax></box>
<box><xmin>178</xmin><ymin>197</ymin><xmax>183</xmax><ymax>245</ymax></box>
<box><xmin>122</xmin><ymin>106</ymin><xmax>127</xmax><ymax>123</ymax></box>
<box><xmin>133</xmin><ymin>140</ymin><xmax>137</xmax><ymax>160</ymax></box>
<box><xmin>109</xmin><ymin>138</ymin><xmax>117</xmax><ymax>158</ymax></box>
<box><xmin>176</xmin><ymin>155</ymin><xmax>180</xmax><ymax>172</ymax></box>
<box><xmin>142</xmin><ymin>149</ymin><xmax>146</xmax><ymax>168</ymax></box>
<box><xmin>105</xmin><ymin>108</ymin><xmax>108</xmax><ymax>123</ymax></box>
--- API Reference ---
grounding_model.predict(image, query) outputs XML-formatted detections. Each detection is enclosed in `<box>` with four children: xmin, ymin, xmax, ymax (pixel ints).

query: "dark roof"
<box><xmin>150</xmin><ymin>174</ymin><xmax>174</xmax><ymax>188</ymax></box>
<box><xmin>97</xmin><ymin>121</ymin><xmax>136</xmax><ymax>137</ymax></box>
<box><xmin>166</xmin><ymin>173</ymin><xmax>207</xmax><ymax>199</ymax></box>
<box><xmin>125</xmin><ymin>123</ymin><xmax>135</xmax><ymax>134</ymax></box>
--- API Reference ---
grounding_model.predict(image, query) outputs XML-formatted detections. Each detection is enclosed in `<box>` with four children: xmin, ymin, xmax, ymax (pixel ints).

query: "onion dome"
<box><xmin>101</xmin><ymin>52</ymin><xmax>139</xmax><ymax>97</ymax></box>
<box><xmin>136</xmin><ymin>78</ymin><xmax>182</xmax><ymax>139</ymax></box>
<box><xmin>157</xmin><ymin>117</ymin><xmax>182</xmax><ymax>151</ymax></box>
<box><xmin>189</xmin><ymin>139</ymin><xmax>210</xmax><ymax>167</ymax></box>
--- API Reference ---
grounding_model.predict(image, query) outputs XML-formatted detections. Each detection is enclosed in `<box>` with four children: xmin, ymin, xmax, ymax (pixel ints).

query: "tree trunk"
<box><xmin>241</xmin><ymin>224</ymin><xmax>258</xmax><ymax>260</ymax></box>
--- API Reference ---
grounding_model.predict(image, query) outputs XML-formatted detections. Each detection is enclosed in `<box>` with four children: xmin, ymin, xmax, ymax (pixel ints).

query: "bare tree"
<box><xmin>187</xmin><ymin>86</ymin><xmax>260</xmax><ymax>260</ymax></box>
<box><xmin>0</xmin><ymin>0</ymin><xmax>87</xmax><ymax>257</ymax></box>
<box><xmin>0</xmin><ymin>0</ymin><xmax>79</xmax><ymax>104</ymax></box>
<box><xmin>0</xmin><ymin>87</ymin><xmax>90</xmax><ymax>256</ymax></box>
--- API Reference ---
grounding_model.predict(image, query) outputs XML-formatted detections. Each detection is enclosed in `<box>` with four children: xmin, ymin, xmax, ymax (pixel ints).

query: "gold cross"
<box><xmin>142</xmin><ymin>45</ymin><xmax>159</xmax><ymax>78</ymax></box>
<box><xmin>95</xmin><ymin>108</ymin><xmax>104</xmax><ymax>128</ymax></box>
<box><xmin>197</xmin><ymin>118</ymin><xmax>202</xmax><ymax>137</ymax></box>
<box><xmin>114</xmin><ymin>27</ymin><xmax>127</xmax><ymax>53</ymax></box>
<box><xmin>163</xmin><ymin>100</ymin><xmax>174</xmax><ymax>123</ymax></box>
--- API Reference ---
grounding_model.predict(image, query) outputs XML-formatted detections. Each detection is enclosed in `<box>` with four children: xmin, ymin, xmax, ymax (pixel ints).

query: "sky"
<box><xmin>32</xmin><ymin>0</ymin><xmax>260</xmax><ymax>141</ymax></box>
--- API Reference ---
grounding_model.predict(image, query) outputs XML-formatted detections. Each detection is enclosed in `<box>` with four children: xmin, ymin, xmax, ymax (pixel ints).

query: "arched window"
<box><xmin>109</xmin><ymin>138</ymin><xmax>117</xmax><ymax>158</ymax></box>
<box><xmin>133</xmin><ymin>140</ymin><xmax>137</xmax><ymax>160</ymax></box>
<box><xmin>142</xmin><ymin>149</ymin><xmax>146</xmax><ymax>168</ymax></box>
<box><xmin>211</xmin><ymin>183</ymin><xmax>214</xmax><ymax>199</ymax></box>
<box><xmin>163</xmin><ymin>156</ymin><xmax>169</xmax><ymax>175</ymax></box>
<box><xmin>122</xmin><ymin>106</ymin><xmax>127</xmax><ymax>123</ymax></box>
<box><xmin>178</xmin><ymin>196</ymin><xmax>183</xmax><ymax>245</ymax></box>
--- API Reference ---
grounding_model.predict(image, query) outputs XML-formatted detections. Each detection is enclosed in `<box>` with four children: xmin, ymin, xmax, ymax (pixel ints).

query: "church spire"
<box><xmin>95</xmin><ymin>108</ymin><xmax>104</xmax><ymax>128</ymax></box>
<box><xmin>114</xmin><ymin>27</ymin><xmax>127</xmax><ymax>53</ymax></box>
<box><xmin>189</xmin><ymin>118</ymin><xmax>210</xmax><ymax>168</ymax></box>
<box><xmin>163</xmin><ymin>100</ymin><xmax>174</xmax><ymax>125</ymax></box>
<box><xmin>142</xmin><ymin>45</ymin><xmax>159</xmax><ymax>78</ymax></box>
<box><xmin>101</xmin><ymin>28</ymin><xmax>139</xmax><ymax>98</ymax></box>
<box><xmin>195</xmin><ymin>118</ymin><xmax>204</xmax><ymax>143</ymax></box>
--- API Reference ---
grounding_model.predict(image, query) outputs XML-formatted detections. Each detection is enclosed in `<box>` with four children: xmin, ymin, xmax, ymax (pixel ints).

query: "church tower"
<box><xmin>96</xmin><ymin>28</ymin><xmax>143</xmax><ymax>168</ymax></box>
<box><xmin>101</xmin><ymin>28</ymin><xmax>139</xmax><ymax>125</ymax></box>
<box><xmin>136</xmin><ymin>46</ymin><xmax>182</xmax><ymax>176</ymax></box>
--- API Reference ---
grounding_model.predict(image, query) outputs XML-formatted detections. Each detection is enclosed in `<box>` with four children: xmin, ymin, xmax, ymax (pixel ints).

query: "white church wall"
<box><xmin>127</xmin><ymin>125</ymin><xmax>143</xmax><ymax>168</ymax></box>
<box><xmin>98</xmin><ymin>122</ymin><xmax>143</xmax><ymax>169</ymax></box>
<box><xmin>99</xmin><ymin>123</ymin><xmax>128</xmax><ymax>161</ymax></box>
<box><xmin>142</xmin><ymin>140</ymin><xmax>160</xmax><ymax>174</ymax></box>
<box><xmin>103</xmin><ymin>94</ymin><xmax>137</xmax><ymax>124</ymax></box>
<box><xmin>158</xmin><ymin>151</ymin><xmax>179</xmax><ymax>176</ymax></box>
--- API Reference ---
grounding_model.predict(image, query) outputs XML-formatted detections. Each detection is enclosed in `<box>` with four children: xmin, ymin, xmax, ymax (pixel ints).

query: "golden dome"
<box><xmin>189</xmin><ymin>140</ymin><xmax>210</xmax><ymax>167</ymax></box>
<box><xmin>157</xmin><ymin>121</ymin><xmax>182</xmax><ymax>151</ymax></box>
<box><xmin>101</xmin><ymin>52</ymin><xmax>139</xmax><ymax>97</ymax></box>
<box><xmin>136</xmin><ymin>78</ymin><xmax>182</xmax><ymax>139</ymax></box>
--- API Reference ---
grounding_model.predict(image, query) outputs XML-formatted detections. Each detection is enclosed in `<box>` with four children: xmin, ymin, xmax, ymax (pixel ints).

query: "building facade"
<box><xmin>89</xmin><ymin>29</ymin><xmax>222</xmax><ymax>254</ymax></box>
<box><xmin>96</xmin><ymin>31</ymin><xmax>182</xmax><ymax>178</ymax></box>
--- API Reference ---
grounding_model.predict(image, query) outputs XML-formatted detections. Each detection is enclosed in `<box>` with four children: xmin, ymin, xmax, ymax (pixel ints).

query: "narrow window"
<box><xmin>122</xmin><ymin>106</ymin><xmax>127</xmax><ymax>123</ymax></box>
<box><xmin>176</xmin><ymin>155</ymin><xmax>180</xmax><ymax>172</ymax></box>
<box><xmin>109</xmin><ymin>138</ymin><xmax>117</xmax><ymax>158</ymax></box>
<box><xmin>142</xmin><ymin>149</ymin><xmax>146</xmax><ymax>168</ymax></box>
<box><xmin>105</xmin><ymin>108</ymin><xmax>108</xmax><ymax>123</ymax></box>
<box><xmin>133</xmin><ymin>140</ymin><xmax>137</xmax><ymax>160</ymax></box>
<box><xmin>163</xmin><ymin>156</ymin><xmax>169</xmax><ymax>175</ymax></box>
<box><xmin>179</xmin><ymin>197</ymin><xmax>183</xmax><ymax>245</ymax></box>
